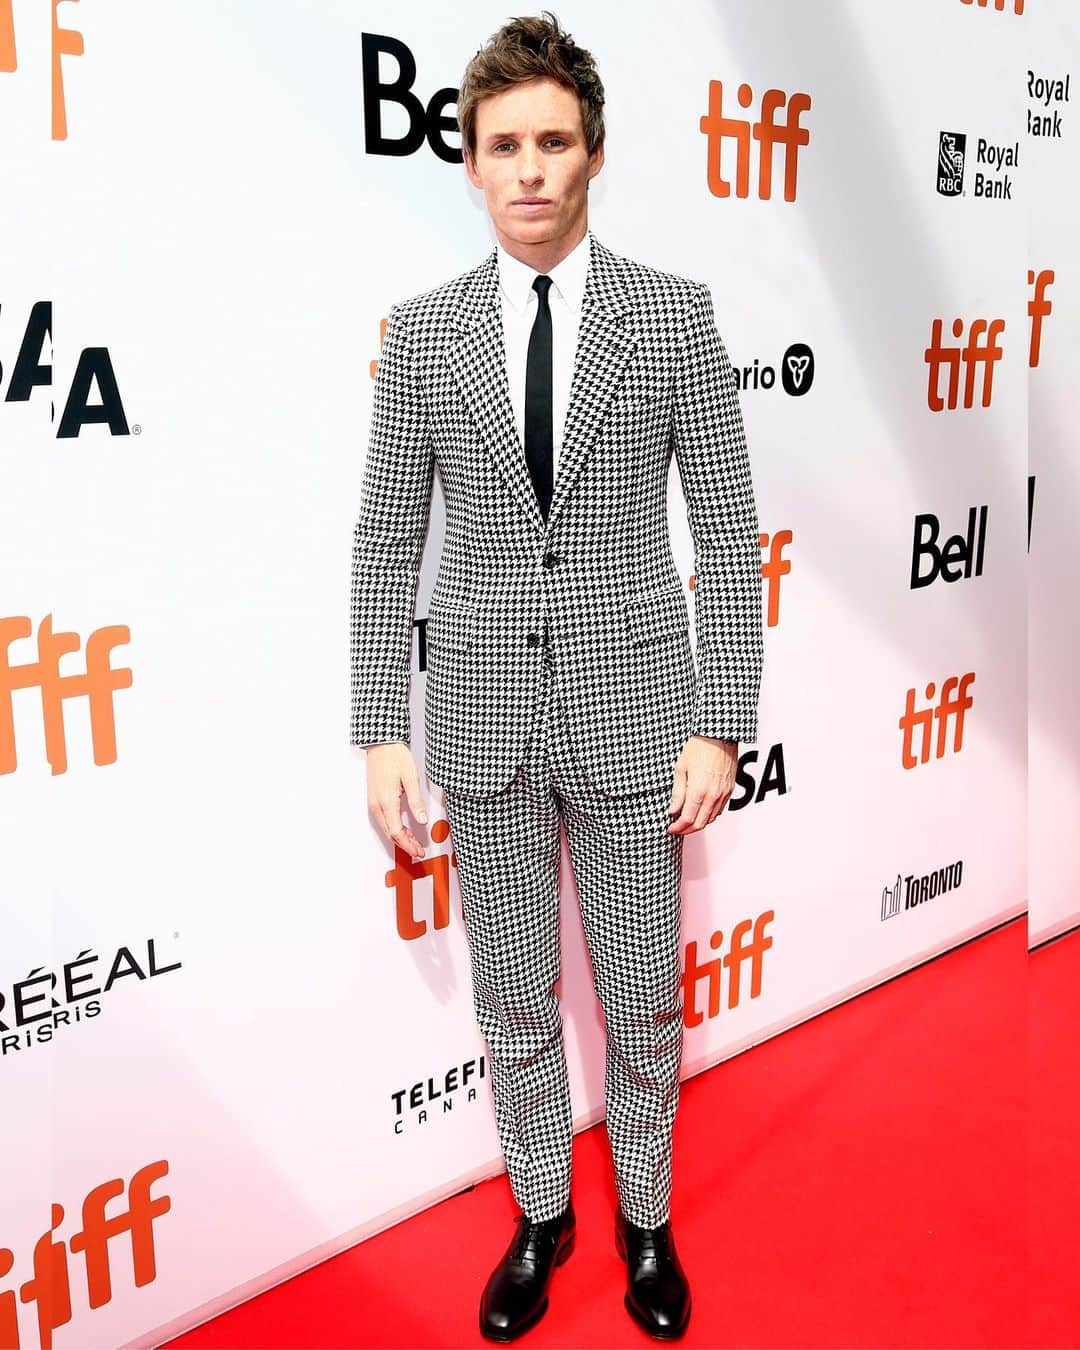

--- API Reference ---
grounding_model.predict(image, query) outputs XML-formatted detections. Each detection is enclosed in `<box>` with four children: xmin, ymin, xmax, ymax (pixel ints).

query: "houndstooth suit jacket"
<box><xmin>350</xmin><ymin>229</ymin><xmax>763</xmax><ymax>797</ymax></box>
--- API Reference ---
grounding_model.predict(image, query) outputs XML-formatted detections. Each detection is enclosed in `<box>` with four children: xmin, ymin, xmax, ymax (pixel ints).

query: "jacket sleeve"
<box><xmin>349</xmin><ymin>303</ymin><xmax>435</xmax><ymax>746</ymax></box>
<box><xmin>671</xmin><ymin>282</ymin><xmax>764</xmax><ymax>744</ymax></box>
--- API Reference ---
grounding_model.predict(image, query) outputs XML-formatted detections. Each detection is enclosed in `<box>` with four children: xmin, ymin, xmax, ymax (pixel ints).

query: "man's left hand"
<box><xmin>667</xmin><ymin>735</ymin><xmax>738</xmax><ymax>835</ymax></box>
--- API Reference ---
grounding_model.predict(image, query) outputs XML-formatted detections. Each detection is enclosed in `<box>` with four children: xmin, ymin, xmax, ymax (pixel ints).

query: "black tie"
<box><xmin>524</xmin><ymin>274</ymin><xmax>554</xmax><ymax>522</ymax></box>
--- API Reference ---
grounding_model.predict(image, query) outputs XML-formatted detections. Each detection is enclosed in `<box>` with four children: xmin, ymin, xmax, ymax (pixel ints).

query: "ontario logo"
<box><xmin>0</xmin><ymin>1162</ymin><xmax>171</xmax><ymax>1348</ymax></box>
<box><xmin>1</xmin><ymin>302</ymin><xmax>133</xmax><ymax>437</ymax></box>
<box><xmin>0</xmin><ymin>0</ymin><xmax>85</xmax><ymax>140</ymax></box>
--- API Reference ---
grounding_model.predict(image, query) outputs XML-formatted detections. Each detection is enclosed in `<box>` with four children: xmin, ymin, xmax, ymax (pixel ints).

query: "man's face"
<box><xmin>464</xmin><ymin>76</ymin><xmax>604</xmax><ymax>251</ymax></box>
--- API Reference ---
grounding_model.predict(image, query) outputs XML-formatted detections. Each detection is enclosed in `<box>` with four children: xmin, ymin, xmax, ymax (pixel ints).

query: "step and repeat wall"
<box><xmin>2</xmin><ymin>1</ymin><xmax>1071</xmax><ymax>1347</ymax></box>
<box><xmin>1027</xmin><ymin>12</ymin><xmax>1080</xmax><ymax>947</ymax></box>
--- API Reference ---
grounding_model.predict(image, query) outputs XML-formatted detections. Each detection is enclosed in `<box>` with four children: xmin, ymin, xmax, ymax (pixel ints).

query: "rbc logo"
<box><xmin>937</xmin><ymin>131</ymin><xmax>966</xmax><ymax>196</ymax></box>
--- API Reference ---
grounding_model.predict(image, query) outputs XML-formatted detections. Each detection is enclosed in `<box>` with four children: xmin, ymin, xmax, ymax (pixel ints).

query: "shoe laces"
<box><xmin>509</xmin><ymin>1211</ymin><xmax>559</xmax><ymax>1265</ymax></box>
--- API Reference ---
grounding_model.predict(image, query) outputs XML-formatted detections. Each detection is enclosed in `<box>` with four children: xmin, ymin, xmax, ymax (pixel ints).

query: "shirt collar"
<box><xmin>496</xmin><ymin>227</ymin><xmax>591</xmax><ymax>318</ymax></box>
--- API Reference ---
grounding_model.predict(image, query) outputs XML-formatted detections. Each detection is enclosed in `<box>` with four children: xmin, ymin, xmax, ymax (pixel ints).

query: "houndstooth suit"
<box><xmin>350</xmin><ymin>229</ymin><xmax>763</xmax><ymax>1226</ymax></box>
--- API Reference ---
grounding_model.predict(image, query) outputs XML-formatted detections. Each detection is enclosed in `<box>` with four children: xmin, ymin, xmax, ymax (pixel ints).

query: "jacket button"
<box><xmin>526</xmin><ymin>632</ymin><xmax>541</xmax><ymax>647</ymax></box>
<box><xmin>542</xmin><ymin>551</ymin><xmax>559</xmax><ymax>569</ymax></box>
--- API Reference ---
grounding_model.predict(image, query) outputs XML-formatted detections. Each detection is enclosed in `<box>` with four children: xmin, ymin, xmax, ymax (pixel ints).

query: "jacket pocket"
<box><xmin>621</xmin><ymin>585</ymin><xmax>690</xmax><ymax>647</ymax></box>
<box><xmin>426</xmin><ymin>600</ymin><xmax>478</xmax><ymax>655</ymax></box>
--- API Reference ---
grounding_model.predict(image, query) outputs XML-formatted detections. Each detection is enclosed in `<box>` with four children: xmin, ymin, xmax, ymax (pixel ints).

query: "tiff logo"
<box><xmin>1</xmin><ymin>613</ymin><xmax>132</xmax><ymax>776</ymax></box>
<box><xmin>690</xmin><ymin>527</ymin><xmax>791</xmax><ymax>630</ymax></box>
<box><xmin>699</xmin><ymin>79</ymin><xmax>811</xmax><ymax>202</ymax></box>
<box><xmin>0</xmin><ymin>0</ymin><xmax>84</xmax><ymax>140</ymax></box>
<box><xmin>386</xmin><ymin>817</ymin><xmax>461</xmax><ymax>940</ymax></box>
<box><xmin>0</xmin><ymin>1161</ymin><xmax>171</xmax><ymax>1349</ymax></box>
<box><xmin>898</xmin><ymin>673</ymin><xmax>975</xmax><ymax>769</ymax></box>
<box><xmin>1028</xmin><ymin>269</ymin><xmax>1053</xmax><ymax>367</ymax></box>
<box><xmin>924</xmin><ymin>316</ymin><xmax>1005</xmax><ymax>410</ymax></box>
<box><xmin>681</xmin><ymin>910</ymin><xmax>774</xmax><ymax>1026</ymax></box>
<box><xmin>961</xmin><ymin>0</ymin><xmax>1024</xmax><ymax>13</ymax></box>
<box><xmin>760</xmin><ymin>530</ymin><xmax>790</xmax><ymax>628</ymax></box>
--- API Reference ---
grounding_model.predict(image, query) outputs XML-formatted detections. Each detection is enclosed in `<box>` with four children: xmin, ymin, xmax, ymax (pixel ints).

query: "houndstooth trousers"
<box><xmin>442</xmin><ymin>618</ymin><xmax>686</xmax><ymax>1229</ymax></box>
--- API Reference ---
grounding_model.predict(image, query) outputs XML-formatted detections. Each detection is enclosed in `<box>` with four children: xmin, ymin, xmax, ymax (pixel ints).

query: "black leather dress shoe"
<box><xmin>479</xmin><ymin>1204</ymin><xmax>576</xmax><ymax>1342</ymax></box>
<box><xmin>614</xmin><ymin>1208</ymin><xmax>691</xmax><ymax>1339</ymax></box>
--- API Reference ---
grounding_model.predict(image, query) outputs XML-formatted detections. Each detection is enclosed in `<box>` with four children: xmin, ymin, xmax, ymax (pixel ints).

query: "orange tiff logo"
<box><xmin>0</xmin><ymin>0</ymin><xmax>84</xmax><ymax>140</ymax></box>
<box><xmin>898</xmin><ymin>673</ymin><xmax>976</xmax><ymax>769</ymax></box>
<box><xmin>386</xmin><ymin>817</ymin><xmax>462</xmax><ymax>940</ymax></box>
<box><xmin>699</xmin><ymin>80</ymin><xmax>811</xmax><ymax>202</ymax></box>
<box><xmin>681</xmin><ymin>909</ymin><xmax>775</xmax><ymax>1027</ymax></box>
<box><xmin>0</xmin><ymin>1161</ymin><xmax>170</xmax><ymax>1349</ymax></box>
<box><xmin>0</xmin><ymin>614</ymin><xmax>132</xmax><ymax>776</ymax></box>
<box><xmin>1028</xmin><ymin>269</ymin><xmax>1053</xmax><ymax>368</ymax></box>
<box><xmin>961</xmin><ymin>0</ymin><xmax>1024</xmax><ymax>13</ymax></box>
<box><xmin>924</xmin><ymin>317</ymin><xmax>1005</xmax><ymax>410</ymax></box>
<box><xmin>690</xmin><ymin>529</ymin><xmax>790</xmax><ymax>629</ymax></box>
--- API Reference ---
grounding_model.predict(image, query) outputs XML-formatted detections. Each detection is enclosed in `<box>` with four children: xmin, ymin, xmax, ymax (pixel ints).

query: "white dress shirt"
<box><xmin>495</xmin><ymin>227</ymin><xmax>590</xmax><ymax>483</ymax></box>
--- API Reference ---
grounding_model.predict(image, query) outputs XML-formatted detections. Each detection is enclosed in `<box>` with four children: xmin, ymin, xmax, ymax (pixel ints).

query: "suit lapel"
<box><xmin>443</xmin><ymin>229</ymin><xmax>640</xmax><ymax>534</ymax></box>
<box><xmin>549</xmin><ymin>232</ymin><xmax>640</xmax><ymax>529</ymax></box>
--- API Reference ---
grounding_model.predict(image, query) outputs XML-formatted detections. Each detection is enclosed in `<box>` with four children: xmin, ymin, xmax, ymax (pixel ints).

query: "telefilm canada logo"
<box><xmin>0</xmin><ymin>937</ymin><xmax>182</xmax><ymax>1057</ymax></box>
<box><xmin>1</xmin><ymin>301</ymin><xmax>133</xmax><ymax>438</ymax></box>
<box><xmin>881</xmin><ymin>859</ymin><xmax>964</xmax><ymax>921</ymax></box>
<box><xmin>0</xmin><ymin>1162</ymin><xmax>171</xmax><ymax>1348</ymax></box>
<box><xmin>391</xmin><ymin>1055</ymin><xmax>488</xmax><ymax>1134</ymax></box>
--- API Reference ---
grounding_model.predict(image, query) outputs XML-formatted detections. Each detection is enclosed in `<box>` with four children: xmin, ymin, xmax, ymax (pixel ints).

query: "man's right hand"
<box><xmin>365</xmin><ymin>741</ymin><xmax>429</xmax><ymax>858</ymax></box>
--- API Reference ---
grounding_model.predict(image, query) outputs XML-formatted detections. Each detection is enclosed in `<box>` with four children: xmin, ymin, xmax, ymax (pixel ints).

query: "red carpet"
<box><xmin>165</xmin><ymin>917</ymin><xmax>1075</xmax><ymax>1349</ymax></box>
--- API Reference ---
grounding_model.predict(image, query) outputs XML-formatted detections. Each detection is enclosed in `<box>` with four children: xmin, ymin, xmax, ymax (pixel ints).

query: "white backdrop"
<box><xmin>1027</xmin><ymin>5</ymin><xmax>1080</xmax><ymax>946</ymax></box>
<box><xmin>0</xmin><ymin>2</ymin><xmax>1067</xmax><ymax>1348</ymax></box>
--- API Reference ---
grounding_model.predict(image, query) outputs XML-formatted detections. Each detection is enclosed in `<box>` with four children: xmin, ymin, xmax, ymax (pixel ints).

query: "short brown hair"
<box><xmin>458</xmin><ymin>11</ymin><xmax>605</xmax><ymax>161</ymax></box>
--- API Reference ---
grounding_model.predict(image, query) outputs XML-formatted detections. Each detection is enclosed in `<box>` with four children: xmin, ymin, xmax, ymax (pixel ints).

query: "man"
<box><xmin>350</xmin><ymin>11</ymin><xmax>763</xmax><ymax>1342</ymax></box>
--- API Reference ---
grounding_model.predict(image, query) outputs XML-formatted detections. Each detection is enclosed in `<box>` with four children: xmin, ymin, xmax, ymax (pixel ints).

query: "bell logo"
<box><xmin>924</xmin><ymin>316</ymin><xmax>1005</xmax><ymax>410</ymax></box>
<box><xmin>0</xmin><ymin>1161</ymin><xmax>170</xmax><ymax>1349</ymax></box>
<box><xmin>0</xmin><ymin>613</ymin><xmax>133</xmax><ymax>776</ymax></box>
<box><xmin>0</xmin><ymin>0</ymin><xmax>84</xmax><ymax>140</ymax></box>
<box><xmin>699</xmin><ymin>79</ymin><xmax>811</xmax><ymax>202</ymax></box>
